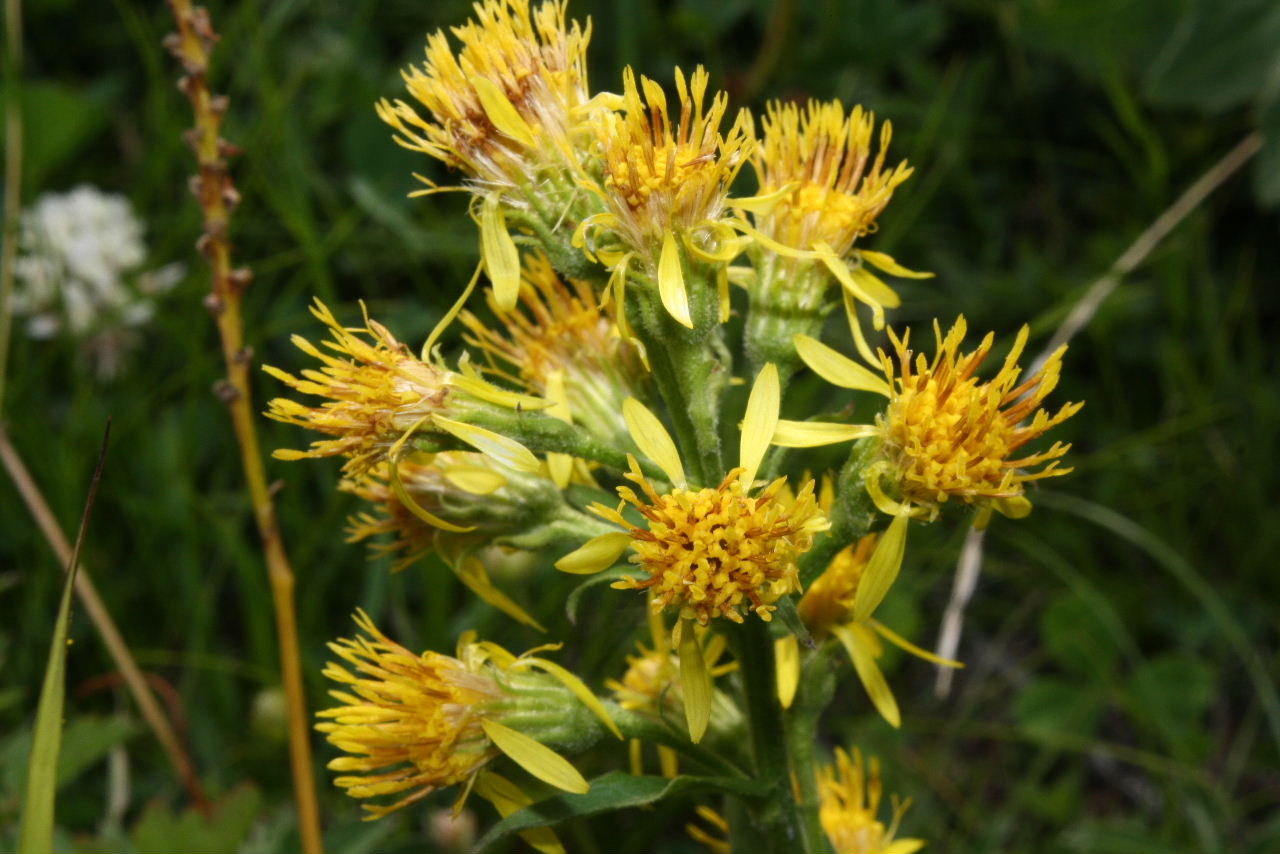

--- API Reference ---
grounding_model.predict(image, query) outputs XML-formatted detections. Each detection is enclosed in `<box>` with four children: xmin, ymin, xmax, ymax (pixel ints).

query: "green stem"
<box><xmin>787</xmin><ymin>644</ymin><xmax>839</xmax><ymax>854</ymax></box>
<box><xmin>743</xmin><ymin>254</ymin><xmax>832</xmax><ymax>384</ymax></box>
<box><xmin>727</xmin><ymin>620</ymin><xmax>806</xmax><ymax>853</ymax></box>
<box><xmin>800</xmin><ymin>438</ymin><xmax>879</xmax><ymax>587</ymax></box>
<box><xmin>631</xmin><ymin>271</ymin><xmax>729</xmax><ymax>486</ymax></box>
<box><xmin>632</xmin><ymin>290</ymin><xmax>713</xmax><ymax>484</ymax></box>
<box><xmin>467</xmin><ymin>408</ymin><xmax>667</xmax><ymax>482</ymax></box>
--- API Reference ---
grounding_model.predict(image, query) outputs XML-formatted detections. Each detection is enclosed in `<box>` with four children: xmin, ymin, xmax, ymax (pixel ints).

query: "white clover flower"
<box><xmin>12</xmin><ymin>185</ymin><xmax>183</xmax><ymax>378</ymax></box>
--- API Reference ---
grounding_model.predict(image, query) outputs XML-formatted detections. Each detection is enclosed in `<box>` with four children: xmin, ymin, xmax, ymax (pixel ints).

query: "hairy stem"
<box><xmin>787</xmin><ymin>645</ymin><xmax>839</xmax><ymax>854</ymax></box>
<box><xmin>727</xmin><ymin>620</ymin><xmax>806</xmax><ymax>852</ymax></box>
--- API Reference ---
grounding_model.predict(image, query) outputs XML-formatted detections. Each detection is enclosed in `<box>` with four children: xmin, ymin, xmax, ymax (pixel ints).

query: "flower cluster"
<box><xmin>13</xmin><ymin>185</ymin><xmax>183</xmax><ymax>377</ymax></box>
<box><xmin>263</xmin><ymin>0</ymin><xmax>1083</xmax><ymax>849</ymax></box>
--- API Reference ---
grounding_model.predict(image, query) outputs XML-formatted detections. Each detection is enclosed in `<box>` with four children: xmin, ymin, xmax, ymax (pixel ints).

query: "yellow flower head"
<box><xmin>264</xmin><ymin>299</ymin><xmax>542</xmax><ymax>476</ymax></box>
<box><xmin>557</xmin><ymin>365</ymin><xmax>828</xmax><ymax>625</ymax></box>
<box><xmin>460</xmin><ymin>252</ymin><xmax>641</xmax><ymax>444</ymax></box>
<box><xmin>584</xmin><ymin>65</ymin><xmax>751</xmax><ymax>264</ymax></box>
<box><xmin>874</xmin><ymin>316</ymin><xmax>1083</xmax><ymax>517</ymax></box>
<box><xmin>818</xmin><ymin>747</ymin><xmax>924</xmax><ymax>854</ymax></box>
<box><xmin>602</xmin><ymin>462</ymin><xmax>822</xmax><ymax>625</ymax></box>
<box><xmin>798</xmin><ymin>533</ymin><xmax>878</xmax><ymax>634</ymax></box>
<box><xmin>606</xmin><ymin>614</ymin><xmax>733</xmax><ymax>716</ymax></box>
<box><xmin>779</xmin><ymin>528</ymin><xmax>962</xmax><ymax>727</ymax></box>
<box><xmin>752</xmin><ymin>100</ymin><xmax>912</xmax><ymax>259</ymax></box>
<box><xmin>318</xmin><ymin>611</ymin><xmax>611</xmax><ymax>820</ymax></box>
<box><xmin>376</xmin><ymin>0</ymin><xmax>593</xmax><ymax>189</ymax></box>
<box><xmin>316</xmin><ymin>612</ymin><xmax>504</xmax><ymax>819</ymax></box>
<box><xmin>609</xmin><ymin>642</ymin><xmax>679</xmax><ymax>714</ymax></box>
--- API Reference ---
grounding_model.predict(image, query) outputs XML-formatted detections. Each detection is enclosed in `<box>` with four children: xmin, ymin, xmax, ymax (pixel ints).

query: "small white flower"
<box><xmin>11</xmin><ymin>185</ymin><xmax>184</xmax><ymax>378</ymax></box>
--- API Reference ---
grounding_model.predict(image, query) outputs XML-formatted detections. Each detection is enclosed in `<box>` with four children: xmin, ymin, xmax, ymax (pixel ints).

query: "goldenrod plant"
<box><xmin>261</xmin><ymin>1</ymin><xmax>1084</xmax><ymax>851</ymax></box>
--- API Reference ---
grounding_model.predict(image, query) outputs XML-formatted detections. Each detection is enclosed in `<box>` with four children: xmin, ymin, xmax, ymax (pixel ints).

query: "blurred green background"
<box><xmin>1</xmin><ymin>0</ymin><xmax>1278</xmax><ymax>851</ymax></box>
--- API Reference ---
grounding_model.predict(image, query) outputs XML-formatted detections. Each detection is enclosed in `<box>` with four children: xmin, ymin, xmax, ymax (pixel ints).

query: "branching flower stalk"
<box><xmin>262</xmin><ymin>2</ymin><xmax>1085</xmax><ymax>851</ymax></box>
<box><xmin>163</xmin><ymin>5</ymin><xmax>322</xmax><ymax>853</ymax></box>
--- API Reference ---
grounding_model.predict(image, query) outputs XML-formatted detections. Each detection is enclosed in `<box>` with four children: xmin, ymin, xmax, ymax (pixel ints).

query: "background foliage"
<box><xmin>2</xmin><ymin>0</ymin><xmax>1277</xmax><ymax>851</ymax></box>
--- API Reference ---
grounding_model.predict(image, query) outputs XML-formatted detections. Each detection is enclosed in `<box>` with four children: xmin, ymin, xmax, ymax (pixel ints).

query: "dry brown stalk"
<box><xmin>163</xmin><ymin>4</ymin><xmax>322</xmax><ymax>851</ymax></box>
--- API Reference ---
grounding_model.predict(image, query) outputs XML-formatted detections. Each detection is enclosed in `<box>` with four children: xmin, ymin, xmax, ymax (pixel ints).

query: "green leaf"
<box><xmin>1142</xmin><ymin>0</ymin><xmax>1280</xmax><ymax>112</ymax></box>
<box><xmin>17</xmin><ymin>420</ymin><xmax>108</xmax><ymax>854</ymax></box>
<box><xmin>16</xmin><ymin>557</ymin><xmax>79</xmax><ymax>854</ymax></box>
<box><xmin>1014</xmin><ymin>677</ymin><xmax>1104</xmax><ymax>742</ymax></box>
<box><xmin>1015</xmin><ymin>768</ymin><xmax>1084</xmax><ymax>825</ymax></box>
<box><xmin>1127</xmin><ymin>653</ymin><xmax>1215</xmax><ymax>757</ymax></box>
<box><xmin>0</xmin><ymin>715</ymin><xmax>134</xmax><ymax>804</ymax></box>
<box><xmin>1041</xmin><ymin>592</ymin><xmax>1119</xmax><ymax>676</ymax></box>
<box><xmin>473</xmin><ymin>772</ymin><xmax>770</xmax><ymax>852</ymax></box>
<box><xmin>133</xmin><ymin>785</ymin><xmax>262</xmax><ymax>854</ymax></box>
<box><xmin>57</xmin><ymin>715</ymin><xmax>136</xmax><ymax>789</ymax></box>
<box><xmin>5</xmin><ymin>81</ymin><xmax>110</xmax><ymax>193</ymax></box>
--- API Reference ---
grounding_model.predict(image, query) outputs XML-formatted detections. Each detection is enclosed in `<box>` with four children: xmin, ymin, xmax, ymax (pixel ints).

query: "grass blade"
<box><xmin>18</xmin><ymin>420</ymin><xmax>110</xmax><ymax>853</ymax></box>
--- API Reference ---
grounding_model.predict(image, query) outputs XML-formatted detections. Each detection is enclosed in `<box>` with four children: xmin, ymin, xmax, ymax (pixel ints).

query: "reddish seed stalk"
<box><xmin>163</xmin><ymin>5</ymin><xmax>323</xmax><ymax>852</ymax></box>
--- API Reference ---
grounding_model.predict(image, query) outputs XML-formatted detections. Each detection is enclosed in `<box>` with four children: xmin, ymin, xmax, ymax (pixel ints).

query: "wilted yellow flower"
<box><xmin>751</xmin><ymin>100</ymin><xmax>912</xmax><ymax>263</ymax></box>
<box><xmin>344</xmin><ymin>449</ymin><xmax>569</xmax><ymax>566</ymax></box>
<box><xmin>376</xmin><ymin>0</ymin><xmax>593</xmax><ymax>191</ymax></box>
<box><xmin>591</xmin><ymin>66</ymin><xmax>750</xmax><ymax>250</ymax></box>
<box><xmin>343</xmin><ymin>458</ymin><xmax>442</xmax><ymax>571</ymax></box>
<box><xmin>317</xmin><ymin>612</ymin><xmax>503</xmax><ymax>818</ymax></box>
<box><xmin>798</xmin><ymin>533</ymin><xmax>880</xmax><ymax>632</ymax></box>
<box><xmin>739</xmin><ymin>99</ymin><xmax>927</xmax><ymax>367</ymax></box>
<box><xmin>818</xmin><ymin>747</ymin><xmax>924</xmax><ymax>854</ymax></box>
<box><xmin>264</xmin><ymin>299</ymin><xmax>544</xmax><ymax>476</ymax></box>
<box><xmin>776</xmin><ymin>319</ymin><xmax>1080</xmax><ymax>720</ymax></box>
<box><xmin>556</xmin><ymin>365</ymin><xmax>824</xmax><ymax>742</ymax></box>
<box><xmin>607</xmin><ymin>614</ymin><xmax>734</xmax><ymax>716</ymax></box>
<box><xmin>577</xmin><ymin>66</ymin><xmax>752</xmax><ymax>329</ymax></box>
<box><xmin>460</xmin><ymin>252</ymin><xmax>642</xmax><ymax>448</ymax></box>
<box><xmin>317</xmin><ymin>611</ymin><xmax>617</xmax><ymax>820</ymax></box>
<box><xmin>376</xmin><ymin>0</ymin><xmax>613</xmax><ymax>314</ymax></box>
<box><xmin>343</xmin><ymin>449</ymin><xmax>614</xmax><ymax>629</ymax></box>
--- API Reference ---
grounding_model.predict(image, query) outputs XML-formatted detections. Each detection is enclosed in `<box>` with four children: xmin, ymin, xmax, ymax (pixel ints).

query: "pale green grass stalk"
<box><xmin>17</xmin><ymin>423</ymin><xmax>107</xmax><ymax>853</ymax></box>
<box><xmin>0</xmin><ymin>424</ymin><xmax>209</xmax><ymax>813</ymax></box>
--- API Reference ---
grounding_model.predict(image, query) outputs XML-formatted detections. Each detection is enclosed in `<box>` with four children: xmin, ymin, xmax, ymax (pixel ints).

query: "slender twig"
<box><xmin>0</xmin><ymin>0</ymin><xmax>23</xmax><ymax>413</ymax></box>
<box><xmin>163</xmin><ymin>5</ymin><xmax>322</xmax><ymax>851</ymax></box>
<box><xmin>0</xmin><ymin>425</ymin><xmax>210</xmax><ymax>812</ymax></box>
<box><xmin>933</xmin><ymin>132</ymin><xmax>1263</xmax><ymax>696</ymax></box>
<box><xmin>932</xmin><ymin>527</ymin><xmax>984</xmax><ymax>698</ymax></box>
<box><xmin>1027</xmin><ymin>131</ymin><xmax>1264</xmax><ymax>377</ymax></box>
